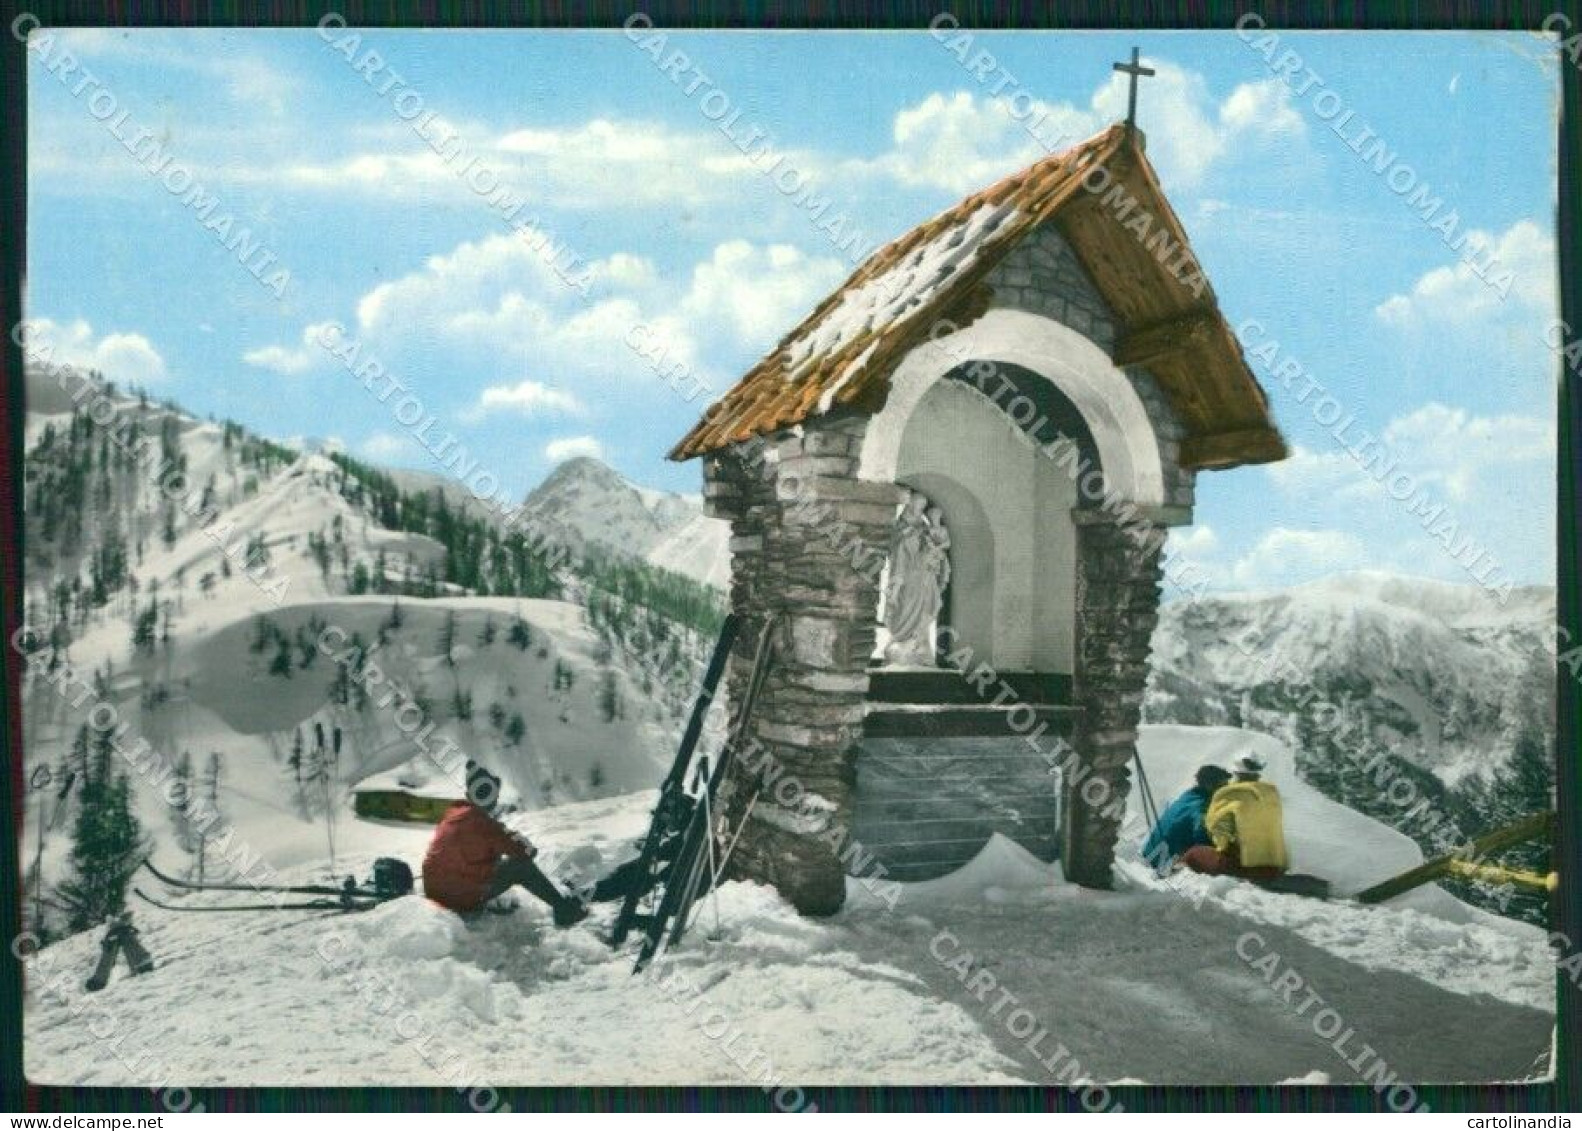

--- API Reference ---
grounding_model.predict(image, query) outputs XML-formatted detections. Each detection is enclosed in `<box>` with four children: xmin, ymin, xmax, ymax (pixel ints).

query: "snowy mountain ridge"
<box><xmin>18</xmin><ymin>367</ymin><xmax>707</xmax><ymax>940</ymax></box>
<box><xmin>517</xmin><ymin>455</ymin><xmax>729</xmax><ymax>590</ymax></box>
<box><xmin>1148</xmin><ymin>570</ymin><xmax>1554</xmax><ymax>786</ymax></box>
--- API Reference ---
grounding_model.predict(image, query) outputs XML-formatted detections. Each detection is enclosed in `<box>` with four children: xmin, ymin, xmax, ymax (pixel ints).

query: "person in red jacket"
<box><xmin>422</xmin><ymin>760</ymin><xmax>588</xmax><ymax>926</ymax></box>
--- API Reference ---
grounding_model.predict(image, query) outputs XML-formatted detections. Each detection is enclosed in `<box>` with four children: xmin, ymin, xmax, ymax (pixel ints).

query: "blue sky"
<box><xmin>25</xmin><ymin>27</ymin><xmax>1560</xmax><ymax>593</ymax></box>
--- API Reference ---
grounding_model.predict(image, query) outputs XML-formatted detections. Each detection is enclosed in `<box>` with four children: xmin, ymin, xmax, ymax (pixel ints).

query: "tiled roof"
<box><xmin>672</xmin><ymin>124</ymin><xmax>1284</xmax><ymax>470</ymax></box>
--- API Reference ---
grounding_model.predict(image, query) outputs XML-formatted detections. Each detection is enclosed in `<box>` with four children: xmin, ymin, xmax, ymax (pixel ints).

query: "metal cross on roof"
<box><xmin>1113</xmin><ymin>46</ymin><xmax>1155</xmax><ymax>130</ymax></box>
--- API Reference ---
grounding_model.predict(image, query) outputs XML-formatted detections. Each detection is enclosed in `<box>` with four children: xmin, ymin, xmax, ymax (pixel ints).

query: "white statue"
<box><xmin>883</xmin><ymin>492</ymin><xmax>951</xmax><ymax>666</ymax></box>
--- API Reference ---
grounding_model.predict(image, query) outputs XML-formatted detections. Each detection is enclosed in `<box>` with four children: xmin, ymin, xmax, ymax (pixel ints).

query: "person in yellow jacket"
<box><xmin>1179</xmin><ymin>752</ymin><xmax>1289</xmax><ymax>879</ymax></box>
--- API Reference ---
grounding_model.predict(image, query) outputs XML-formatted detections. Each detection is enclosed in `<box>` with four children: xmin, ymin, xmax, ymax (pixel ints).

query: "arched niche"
<box><xmin>858</xmin><ymin>308</ymin><xmax>1166</xmax><ymax>509</ymax></box>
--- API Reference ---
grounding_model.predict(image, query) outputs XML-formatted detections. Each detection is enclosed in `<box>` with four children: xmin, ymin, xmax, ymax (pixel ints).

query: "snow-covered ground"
<box><xmin>22</xmin><ymin>726</ymin><xmax>1554</xmax><ymax>1088</ymax></box>
<box><xmin>17</xmin><ymin>371</ymin><xmax>1555</xmax><ymax>1089</ymax></box>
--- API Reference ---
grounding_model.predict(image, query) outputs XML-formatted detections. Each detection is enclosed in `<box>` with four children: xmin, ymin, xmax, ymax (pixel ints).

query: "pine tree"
<box><xmin>508</xmin><ymin>617</ymin><xmax>532</xmax><ymax>651</ymax></box>
<box><xmin>287</xmin><ymin>726</ymin><xmax>305</xmax><ymax>809</ymax></box>
<box><xmin>440</xmin><ymin>610</ymin><xmax>457</xmax><ymax>668</ymax></box>
<box><xmin>478</xmin><ymin>617</ymin><xmax>497</xmax><ymax>647</ymax></box>
<box><xmin>57</xmin><ymin>748</ymin><xmax>146</xmax><ymax>932</ymax></box>
<box><xmin>131</xmin><ymin>599</ymin><xmax>159</xmax><ymax>655</ymax></box>
<box><xmin>270</xmin><ymin>636</ymin><xmax>294</xmax><ymax>678</ymax></box>
<box><xmin>598</xmin><ymin>670</ymin><xmax>621</xmax><ymax>722</ymax></box>
<box><xmin>303</xmin><ymin>724</ymin><xmax>341</xmax><ymax>870</ymax></box>
<box><xmin>192</xmin><ymin>752</ymin><xmax>224</xmax><ymax>883</ymax></box>
<box><xmin>168</xmin><ymin>749</ymin><xmax>194</xmax><ymax>848</ymax></box>
<box><xmin>66</xmin><ymin>725</ymin><xmax>90</xmax><ymax>787</ymax></box>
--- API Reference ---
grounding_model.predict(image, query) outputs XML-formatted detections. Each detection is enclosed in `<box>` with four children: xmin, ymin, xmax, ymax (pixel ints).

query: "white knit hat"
<box><xmin>1234</xmin><ymin>752</ymin><xmax>1267</xmax><ymax>774</ymax></box>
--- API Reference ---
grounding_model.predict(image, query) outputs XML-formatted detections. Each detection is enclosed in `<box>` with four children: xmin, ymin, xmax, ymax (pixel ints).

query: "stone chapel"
<box><xmin>670</xmin><ymin>122</ymin><xmax>1286</xmax><ymax>914</ymax></box>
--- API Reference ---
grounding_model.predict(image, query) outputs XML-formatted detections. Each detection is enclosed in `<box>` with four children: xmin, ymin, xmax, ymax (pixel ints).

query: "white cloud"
<box><xmin>866</xmin><ymin>63</ymin><xmax>1307</xmax><ymax>196</ymax></box>
<box><xmin>1218</xmin><ymin>79</ymin><xmax>1307</xmax><ymax>140</ymax></box>
<box><xmin>1258</xmin><ymin>401</ymin><xmax>1553</xmax><ymax>590</ymax></box>
<box><xmin>353</xmin><ymin>233</ymin><xmax>684</xmax><ymax>383</ymax></box>
<box><xmin>1267</xmin><ymin>403</ymin><xmax>1552</xmax><ymax>504</ymax></box>
<box><xmin>1230</xmin><ymin>528</ymin><xmax>1368</xmax><ymax>590</ymax></box>
<box><xmin>494</xmin><ymin>118</ymin><xmax>775</xmax><ymax>207</ymax></box>
<box><xmin>336</xmin><ymin>232</ymin><xmax>842</xmax><ymax>406</ymax></box>
<box><xmin>863</xmin><ymin>91</ymin><xmax>1093</xmax><ymax>194</ymax></box>
<box><xmin>59</xmin><ymin>53</ymin><xmax>1304</xmax><ymax>220</ymax></box>
<box><xmin>1375</xmin><ymin>219</ymin><xmax>1557</xmax><ymax>327</ymax></box>
<box><xmin>242</xmin><ymin>345</ymin><xmax>312</xmax><ymax>376</ymax></box>
<box><xmin>242</xmin><ymin>322</ymin><xmax>341</xmax><ymax>376</ymax></box>
<box><xmin>361</xmin><ymin>432</ymin><xmax>412</xmax><ymax>460</ymax></box>
<box><xmin>1378</xmin><ymin>402</ymin><xmax>1552</xmax><ymax>501</ymax></box>
<box><xmin>280</xmin><ymin>434</ymin><xmax>345</xmax><ymax>454</ymax></box>
<box><xmin>680</xmin><ymin>241</ymin><xmax>847</xmax><ymax>350</ymax></box>
<box><xmin>50</xmin><ymin>30</ymin><xmax>295</xmax><ymax>117</ymax></box>
<box><xmin>1169</xmin><ymin>524</ymin><xmax>1220</xmax><ymax>557</ymax></box>
<box><xmin>544</xmin><ymin>435</ymin><xmax>604</xmax><ymax>462</ymax></box>
<box><xmin>268</xmin><ymin>117</ymin><xmax>787</xmax><ymax>210</ymax></box>
<box><xmin>465</xmin><ymin>380</ymin><xmax>585</xmax><ymax>420</ymax></box>
<box><xmin>21</xmin><ymin>318</ymin><xmax>167</xmax><ymax>384</ymax></box>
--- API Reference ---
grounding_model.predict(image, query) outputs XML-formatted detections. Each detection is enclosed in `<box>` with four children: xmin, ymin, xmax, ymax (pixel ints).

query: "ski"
<box><xmin>611</xmin><ymin>612</ymin><xmax>742</xmax><ymax>947</ymax></box>
<box><xmin>134</xmin><ymin>887</ymin><xmax>382</xmax><ymax>914</ymax></box>
<box><xmin>142</xmin><ymin>858</ymin><xmax>380</xmax><ymax>901</ymax></box>
<box><xmin>634</xmin><ymin>614</ymin><xmax>777</xmax><ymax>973</ymax></box>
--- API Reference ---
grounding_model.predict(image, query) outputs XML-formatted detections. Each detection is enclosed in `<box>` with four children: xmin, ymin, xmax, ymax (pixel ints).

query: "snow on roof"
<box><xmin>354</xmin><ymin>765</ymin><xmax>463</xmax><ymax>801</ymax></box>
<box><xmin>672</xmin><ymin>124</ymin><xmax>1285</xmax><ymax>470</ymax></box>
<box><xmin>787</xmin><ymin>199</ymin><xmax>1018</xmax><ymax>384</ymax></box>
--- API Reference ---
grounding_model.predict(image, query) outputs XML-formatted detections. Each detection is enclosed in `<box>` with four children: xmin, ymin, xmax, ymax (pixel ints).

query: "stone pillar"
<box><xmin>1062</xmin><ymin>509</ymin><xmax>1163</xmax><ymax>887</ymax></box>
<box><xmin>704</xmin><ymin>419</ymin><xmax>900</xmax><ymax>915</ymax></box>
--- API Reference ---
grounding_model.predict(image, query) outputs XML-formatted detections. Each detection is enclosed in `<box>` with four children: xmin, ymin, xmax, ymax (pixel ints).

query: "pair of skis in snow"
<box><xmin>611</xmin><ymin>612</ymin><xmax>777</xmax><ymax>973</ymax></box>
<box><xmin>135</xmin><ymin>858</ymin><xmax>410</xmax><ymax>914</ymax></box>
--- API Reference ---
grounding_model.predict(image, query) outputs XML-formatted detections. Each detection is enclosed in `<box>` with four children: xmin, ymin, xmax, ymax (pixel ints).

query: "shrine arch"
<box><xmin>857</xmin><ymin>308</ymin><xmax>1167</xmax><ymax>508</ymax></box>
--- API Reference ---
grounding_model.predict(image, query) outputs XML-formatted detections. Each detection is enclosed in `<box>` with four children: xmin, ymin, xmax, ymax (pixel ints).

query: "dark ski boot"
<box><xmin>86</xmin><ymin>912</ymin><xmax>153</xmax><ymax>991</ymax></box>
<box><xmin>553</xmin><ymin>898</ymin><xmax>590</xmax><ymax>928</ymax></box>
<box><xmin>85</xmin><ymin>928</ymin><xmax>121</xmax><ymax>993</ymax></box>
<box><xmin>119</xmin><ymin>919</ymin><xmax>155</xmax><ymax>975</ymax></box>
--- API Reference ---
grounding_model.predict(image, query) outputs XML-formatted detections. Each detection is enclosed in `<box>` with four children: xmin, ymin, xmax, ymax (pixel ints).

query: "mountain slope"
<box><xmin>1146</xmin><ymin>572</ymin><xmax>1556</xmax><ymax>923</ymax></box>
<box><xmin>18</xmin><ymin>368</ymin><xmax>708</xmax><ymax>943</ymax></box>
<box><xmin>518</xmin><ymin>456</ymin><xmax>729</xmax><ymax>589</ymax></box>
<box><xmin>1147</xmin><ymin>572</ymin><xmax>1554</xmax><ymax>786</ymax></box>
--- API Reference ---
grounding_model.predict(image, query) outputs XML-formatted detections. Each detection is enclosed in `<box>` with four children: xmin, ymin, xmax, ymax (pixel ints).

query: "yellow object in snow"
<box><xmin>1206</xmin><ymin>780</ymin><xmax>1289</xmax><ymax>871</ymax></box>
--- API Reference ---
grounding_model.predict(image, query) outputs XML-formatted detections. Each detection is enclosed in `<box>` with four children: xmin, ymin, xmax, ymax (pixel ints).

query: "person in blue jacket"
<box><xmin>1141</xmin><ymin>764</ymin><xmax>1232</xmax><ymax>872</ymax></box>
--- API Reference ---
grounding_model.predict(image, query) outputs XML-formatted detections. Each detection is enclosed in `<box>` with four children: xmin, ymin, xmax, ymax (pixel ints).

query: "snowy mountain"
<box><xmin>1147</xmin><ymin>572</ymin><xmax>1556</xmax><ymax>923</ymax></box>
<box><xmin>518</xmin><ymin>456</ymin><xmax>729</xmax><ymax>589</ymax></box>
<box><xmin>18</xmin><ymin>367</ymin><xmax>712</xmax><ymax>942</ymax></box>
<box><xmin>1148</xmin><ymin>572</ymin><xmax>1554</xmax><ymax>786</ymax></box>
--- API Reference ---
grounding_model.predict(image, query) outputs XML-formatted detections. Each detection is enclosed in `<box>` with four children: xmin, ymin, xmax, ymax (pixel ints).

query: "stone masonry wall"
<box><xmin>986</xmin><ymin>221</ymin><xmax>1195</xmax><ymax>512</ymax></box>
<box><xmin>702</xmin><ymin>418</ymin><xmax>901</xmax><ymax>915</ymax></box>
<box><xmin>1062</xmin><ymin>510</ymin><xmax>1164</xmax><ymax>886</ymax></box>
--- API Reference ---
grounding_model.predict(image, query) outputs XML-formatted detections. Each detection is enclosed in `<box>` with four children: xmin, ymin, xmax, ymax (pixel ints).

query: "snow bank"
<box><xmin>1121</xmin><ymin>725</ymin><xmax>1551</xmax><ymax>1011</ymax></box>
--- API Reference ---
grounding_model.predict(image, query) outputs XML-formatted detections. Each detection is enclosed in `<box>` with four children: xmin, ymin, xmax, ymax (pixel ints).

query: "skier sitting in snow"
<box><xmin>421</xmin><ymin>760</ymin><xmax>588</xmax><ymax>926</ymax></box>
<box><xmin>1141</xmin><ymin>764</ymin><xmax>1232</xmax><ymax>872</ymax></box>
<box><xmin>1179</xmin><ymin>752</ymin><xmax>1289</xmax><ymax>880</ymax></box>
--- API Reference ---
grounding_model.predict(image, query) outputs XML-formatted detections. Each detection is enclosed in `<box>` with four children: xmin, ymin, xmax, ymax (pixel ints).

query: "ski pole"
<box><xmin>698</xmin><ymin>766</ymin><xmax>723</xmax><ymax>940</ymax></box>
<box><xmin>713</xmin><ymin>790</ymin><xmax>759</xmax><ymax>889</ymax></box>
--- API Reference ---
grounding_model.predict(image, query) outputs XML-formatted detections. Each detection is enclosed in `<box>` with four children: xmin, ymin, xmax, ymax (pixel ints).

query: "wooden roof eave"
<box><xmin>671</xmin><ymin>124</ymin><xmax>1287</xmax><ymax>469</ymax></box>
